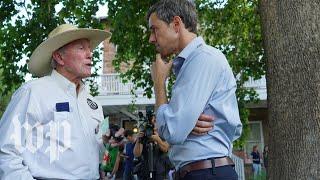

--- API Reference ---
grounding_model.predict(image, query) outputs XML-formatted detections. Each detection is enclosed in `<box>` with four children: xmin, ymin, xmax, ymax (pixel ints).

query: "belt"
<box><xmin>173</xmin><ymin>157</ymin><xmax>234</xmax><ymax>179</ymax></box>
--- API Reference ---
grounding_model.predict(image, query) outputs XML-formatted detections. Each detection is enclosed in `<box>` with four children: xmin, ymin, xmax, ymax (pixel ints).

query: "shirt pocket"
<box><xmin>89</xmin><ymin>111</ymin><xmax>103</xmax><ymax>134</ymax></box>
<box><xmin>53</xmin><ymin>111</ymin><xmax>69</xmax><ymax>122</ymax></box>
<box><xmin>90</xmin><ymin>112</ymin><xmax>104</xmax><ymax>144</ymax></box>
<box><xmin>51</xmin><ymin>111</ymin><xmax>72</xmax><ymax>151</ymax></box>
<box><xmin>91</xmin><ymin>111</ymin><xmax>102</xmax><ymax>122</ymax></box>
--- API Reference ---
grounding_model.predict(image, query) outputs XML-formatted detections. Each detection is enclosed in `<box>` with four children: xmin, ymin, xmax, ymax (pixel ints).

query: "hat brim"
<box><xmin>28</xmin><ymin>28</ymin><xmax>111</xmax><ymax>77</ymax></box>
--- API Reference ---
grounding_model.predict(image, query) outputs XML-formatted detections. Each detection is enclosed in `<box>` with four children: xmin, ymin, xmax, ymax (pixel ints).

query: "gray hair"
<box><xmin>51</xmin><ymin>58</ymin><xmax>57</xmax><ymax>69</ymax></box>
<box><xmin>147</xmin><ymin>0</ymin><xmax>198</xmax><ymax>34</ymax></box>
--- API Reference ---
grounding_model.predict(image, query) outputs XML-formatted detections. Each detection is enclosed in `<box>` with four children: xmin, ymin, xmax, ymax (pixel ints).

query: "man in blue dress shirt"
<box><xmin>148</xmin><ymin>0</ymin><xmax>243</xmax><ymax>179</ymax></box>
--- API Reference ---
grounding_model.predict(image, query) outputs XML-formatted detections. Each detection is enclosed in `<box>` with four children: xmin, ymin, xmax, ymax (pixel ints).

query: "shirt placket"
<box><xmin>72</xmin><ymin>89</ymin><xmax>95</xmax><ymax>177</ymax></box>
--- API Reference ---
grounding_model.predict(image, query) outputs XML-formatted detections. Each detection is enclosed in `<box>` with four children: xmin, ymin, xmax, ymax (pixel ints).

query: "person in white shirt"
<box><xmin>0</xmin><ymin>24</ymin><xmax>110</xmax><ymax>180</ymax></box>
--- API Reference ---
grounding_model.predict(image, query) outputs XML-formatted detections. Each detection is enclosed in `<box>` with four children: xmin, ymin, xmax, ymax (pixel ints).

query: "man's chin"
<box><xmin>158</xmin><ymin>52</ymin><xmax>168</xmax><ymax>59</ymax></box>
<box><xmin>81</xmin><ymin>72</ymin><xmax>91</xmax><ymax>78</ymax></box>
<box><xmin>156</xmin><ymin>49</ymin><xmax>170</xmax><ymax>60</ymax></box>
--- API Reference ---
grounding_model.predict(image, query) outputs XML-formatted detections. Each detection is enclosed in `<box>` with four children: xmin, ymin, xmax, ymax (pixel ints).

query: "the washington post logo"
<box><xmin>10</xmin><ymin>114</ymin><xmax>71</xmax><ymax>163</ymax></box>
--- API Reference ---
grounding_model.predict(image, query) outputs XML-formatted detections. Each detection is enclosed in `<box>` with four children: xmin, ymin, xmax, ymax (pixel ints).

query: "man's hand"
<box><xmin>150</xmin><ymin>125</ymin><xmax>161</xmax><ymax>143</ymax></box>
<box><xmin>151</xmin><ymin>117</ymin><xmax>161</xmax><ymax>143</ymax></box>
<box><xmin>150</xmin><ymin>134</ymin><xmax>161</xmax><ymax>143</ymax></box>
<box><xmin>151</xmin><ymin>54</ymin><xmax>173</xmax><ymax>84</ymax></box>
<box><xmin>136</xmin><ymin>132</ymin><xmax>144</xmax><ymax>144</ymax></box>
<box><xmin>151</xmin><ymin>54</ymin><xmax>172</xmax><ymax>110</ymax></box>
<box><xmin>192</xmin><ymin>114</ymin><xmax>214</xmax><ymax>135</ymax></box>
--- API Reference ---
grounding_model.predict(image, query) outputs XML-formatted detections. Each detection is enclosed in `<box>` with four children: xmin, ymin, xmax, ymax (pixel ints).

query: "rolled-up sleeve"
<box><xmin>208</xmin><ymin>85</ymin><xmax>242</xmax><ymax>142</ymax></box>
<box><xmin>0</xmin><ymin>87</ymin><xmax>37</xmax><ymax>180</ymax></box>
<box><xmin>156</xmin><ymin>52</ymin><xmax>224</xmax><ymax>144</ymax></box>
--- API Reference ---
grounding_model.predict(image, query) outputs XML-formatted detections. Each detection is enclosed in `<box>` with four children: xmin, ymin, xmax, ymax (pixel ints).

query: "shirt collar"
<box><xmin>176</xmin><ymin>36</ymin><xmax>205</xmax><ymax>59</ymax></box>
<box><xmin>172</xmin><ymin>36</ymin><xmax>205</xmax><ymax>76</ymax></box>
<box><xmin>51</xmin><ymin>70</ymin><xmax>85</xmax><ymax>97</ymax></box>
<box><xmin>172</xmin><ymin>57</ymin><xmax>185</xmax><ymax>76</ymax></box>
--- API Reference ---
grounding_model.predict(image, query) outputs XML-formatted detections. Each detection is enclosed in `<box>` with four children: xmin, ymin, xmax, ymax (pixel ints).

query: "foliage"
<box><xmin>108</xmin><ymin>0</ymin><xmax>156</xmax><ymax>98</ymax></box>
<box><xmin>0</xmin><ymin>91</ymin><xmax>14</xmax><ymax>118</ymax></box>
<box><xmin>0</xmin><ymin>0</ymin><xmax>106</xmax><ymax>100</ymax></box>
<box><xmin>0</xmin><ymin>66</ymin><xmax>15</xmax><ymax>117</ymax></box>
<box><xmin>107</xmin><ymin>0</ymin><xmax>264</xmax><ymax>148</ymax></box>
<box><xmin>197</xmin><ymin>0</ymin><xmax>264</xmax><ymax>148</ymax></box>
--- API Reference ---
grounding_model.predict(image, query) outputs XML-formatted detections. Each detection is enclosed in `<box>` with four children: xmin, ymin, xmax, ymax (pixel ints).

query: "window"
<box><xmin>245</xmin><ymin>121</ymin><xmax>264</xmax><ymax>157</ymax></box>
<box><xmin>122</xmin><ymin>119</ymin><xmax>137</xmax><ymax>130</ymax></box>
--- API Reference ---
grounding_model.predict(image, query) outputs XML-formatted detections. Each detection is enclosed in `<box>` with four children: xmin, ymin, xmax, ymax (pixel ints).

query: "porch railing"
<box><xmin>243</xmin><ymin>75</ymin><xmax>266</xmax><ymax>89</ymax></box>
<box><xmin>95</xmin><ymin>74</ymin><xmax>145</xmax><ymax>96</ymax></box>
<box><xmin>96</xmin><ymin>74</ymin><xmax>266</xmax><ymax>97</ymax></box>
<box><xmin>231</xmin><ymin>154</ymin><xmax>245</xmax><ymax>180</ymax></box>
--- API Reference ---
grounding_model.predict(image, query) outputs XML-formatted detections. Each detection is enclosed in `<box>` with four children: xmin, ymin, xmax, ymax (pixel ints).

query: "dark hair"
<box><xmin>109</xmin><ymin>124</ymin><xmax>120</xmax><ymax>137</ymax></box>
<box><xmin>109</xmin><ymin>124</ymin><xmax>124</xmax><ymax>142</ymax></box>
<box><xmin>124</xmin><ymin>129</ymin><xmax>134</xmax><ymax>137</ymax></box>
<box><xmin>147</xmin><ymin>0</ymin><xmax>197</xmax><ymax>33</ymax></box>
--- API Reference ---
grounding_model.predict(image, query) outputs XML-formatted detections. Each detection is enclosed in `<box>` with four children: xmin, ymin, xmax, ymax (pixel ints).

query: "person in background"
<box><xmin>251</xmin><ymin>145</ymin><xmax>262</xmax><ymax>178</ymax></box>
<box><xmin>122</xmin><ymin>130</ymin><xmax>136</xmax><ymax>180</ymax></box>
<box><xmin>0</xmin><ymin>24</ymin><xmax>110</xmax><ymax>179</ymax></box>
<box><xmin>100</xmin><ymin>124</ymin><xmax>124</xmax><ymax>180</ymax></box>
<box><xmin>263</xmin><ymin>145</ymin><xmax>269</xmax><ymax>177</ymax></box>
<box><xmin>133</xmin><ymin>116</ymin><xmax>171</xmax><ymax>180</ymax></box>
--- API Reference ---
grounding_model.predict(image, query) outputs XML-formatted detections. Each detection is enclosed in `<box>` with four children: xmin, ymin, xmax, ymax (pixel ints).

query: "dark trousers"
<box><xmin>181</xmin><ymin>165</ymin><xmax>238</xmax><ymax>180</ymax></box>
<box><xmin>123</xmin><ymin>168</ymin><xmax>134</xmax><ymax>180</ymax></box>
<box><xmin>137</xmin><ymin>173</ymin><xmax>165</xmax><ymax>180</ymax></box>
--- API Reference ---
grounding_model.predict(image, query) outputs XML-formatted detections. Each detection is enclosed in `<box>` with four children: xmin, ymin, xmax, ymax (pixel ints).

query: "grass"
<box><xmin>247</xmin><ymin>169</ymin><xmax>267</xmax><ymax>180</ymax></box>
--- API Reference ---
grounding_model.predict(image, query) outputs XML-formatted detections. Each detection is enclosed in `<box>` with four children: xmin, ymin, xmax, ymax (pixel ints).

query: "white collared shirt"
<box><xmin>0</xmin><ymin>70</ymin><xmax>104</xmax><ymax>180</ymax></box>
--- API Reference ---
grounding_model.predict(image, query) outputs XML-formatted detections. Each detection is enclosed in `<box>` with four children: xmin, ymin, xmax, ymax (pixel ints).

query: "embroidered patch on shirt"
<box><xmin>87</xmin><ymin>98</ymin><xmax>98</xmax><ymax>110</ymax></box>
<box><xmin>56</xmin><ymin>102</ymin><xmax>70</xmax><ymax>112</ymax></box>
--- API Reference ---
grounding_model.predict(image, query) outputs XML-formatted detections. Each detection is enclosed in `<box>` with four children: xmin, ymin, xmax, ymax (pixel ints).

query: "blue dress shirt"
<box><xmin>156</xmin><ymin>37</ymin><xmax>242</xmax><ymax>169</ymax></box>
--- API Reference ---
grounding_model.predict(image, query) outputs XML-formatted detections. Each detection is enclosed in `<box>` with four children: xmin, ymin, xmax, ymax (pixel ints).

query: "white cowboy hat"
<box><xmin>28</xmin><ymin>24</ymin><xmax>111</xmax><ymax>77</ymax></box>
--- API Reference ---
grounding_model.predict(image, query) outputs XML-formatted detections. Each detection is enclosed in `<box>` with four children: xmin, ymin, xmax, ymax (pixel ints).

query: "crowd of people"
<box><xmin>98</xmin><ymin>119</ymin><xmax>174</xmax><ymax>180</ymax></box>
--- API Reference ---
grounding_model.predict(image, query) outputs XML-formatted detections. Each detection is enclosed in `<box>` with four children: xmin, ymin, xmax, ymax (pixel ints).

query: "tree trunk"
<box><xmin>259</xmin><ymin>1</ymin><xmax>320</xmax><ymax>179</ymax></box>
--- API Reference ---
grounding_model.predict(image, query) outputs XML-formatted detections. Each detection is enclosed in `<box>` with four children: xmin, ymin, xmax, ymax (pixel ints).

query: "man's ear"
<box><xmin>52</xmin><ymin>51</ymin><xmax>64</xmax><ymax>66</ymax></box>
<box><xmin>172</xmin><ymin>16</ymin><xmax>183</xmax><ymax>33</ymax></box>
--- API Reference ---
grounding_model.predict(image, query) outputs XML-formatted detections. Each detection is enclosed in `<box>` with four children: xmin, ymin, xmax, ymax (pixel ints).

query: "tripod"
<box><xmin>147</xmin><ymin>141</ymin><xmax>155</xmax><ymax>179</ymax></box>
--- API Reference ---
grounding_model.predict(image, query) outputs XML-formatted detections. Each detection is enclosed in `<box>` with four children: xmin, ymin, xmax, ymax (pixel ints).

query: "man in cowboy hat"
<box><xmin>0</xmin><ymin>24</ymin><xmax>110</xmax><ymax>179</ymax></box>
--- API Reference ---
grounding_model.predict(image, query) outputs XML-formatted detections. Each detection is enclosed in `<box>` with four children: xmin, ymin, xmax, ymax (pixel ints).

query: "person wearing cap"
<box><xmin>0</xmin><ymin>24</ymin><xmax>110</xmax><ymax>179</ymax></box>
<box><xmin>148</xmin><ymin>0</ymin><xmax>242</xmax><ymax>179</ymax></box>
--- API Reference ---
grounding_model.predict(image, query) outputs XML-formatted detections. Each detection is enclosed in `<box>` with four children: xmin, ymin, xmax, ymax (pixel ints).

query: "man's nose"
<box><xmin>87</xmin><ymin>48</ymin><xmax>93</xmax><ymax>58</ymax></box>
<box><xmin>149</xmin><ymin>34</ymin><xmax>156</xmax><ymax>44</ymax></box>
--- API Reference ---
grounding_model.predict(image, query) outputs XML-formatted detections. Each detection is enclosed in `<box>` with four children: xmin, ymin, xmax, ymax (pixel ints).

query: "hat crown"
<box><xmin>48</xmin><ymin>24</ymin><xmax>78</xmax><ymax>38</ymax></box>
